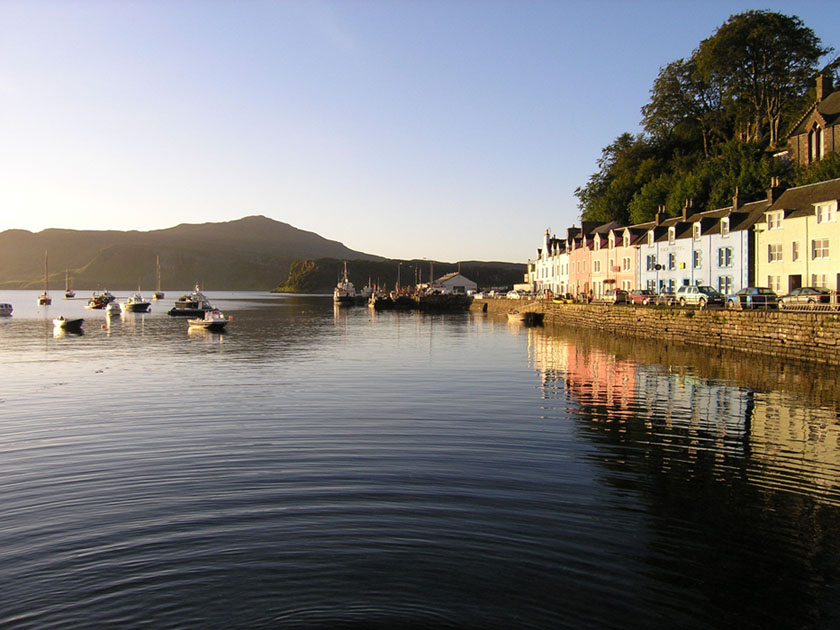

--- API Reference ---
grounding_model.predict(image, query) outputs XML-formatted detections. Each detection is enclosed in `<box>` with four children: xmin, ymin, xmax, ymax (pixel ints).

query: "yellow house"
<box><xmin>755</xmin><ymin>178</ymin><xmax>840</xmax><ymax>293</ymax></box>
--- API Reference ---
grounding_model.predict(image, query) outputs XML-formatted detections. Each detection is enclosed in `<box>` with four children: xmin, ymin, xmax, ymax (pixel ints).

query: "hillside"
<box><xmin>0</xmin><ymin>216</ymin><xmax>381</xmax><ymax>290</ymax></box>
<box><xmin>274</xmin><ymin>258</ymin><xmax>526</xmax><ymax>293</ymax></box>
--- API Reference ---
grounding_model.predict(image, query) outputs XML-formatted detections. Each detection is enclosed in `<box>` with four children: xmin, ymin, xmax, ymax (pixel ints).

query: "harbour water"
<box><xmin>1</xmin><ymin>291</ymin><xmax>839</xmax><ymax>629</ymax></box>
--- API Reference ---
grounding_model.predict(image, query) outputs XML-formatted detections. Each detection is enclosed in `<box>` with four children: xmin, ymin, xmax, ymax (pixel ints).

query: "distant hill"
<box><xmin>274</xmin><ymin>258</ymin><xmax>526</xmax><ymax>293</ymax></box>
<box><xmin>0</xmin><ymin>216</ymin><xmax>382</xmax><ymax>291</ymax></box>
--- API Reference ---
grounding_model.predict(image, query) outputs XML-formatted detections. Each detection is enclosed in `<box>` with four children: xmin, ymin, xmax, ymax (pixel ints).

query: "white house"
<box><xmin>434</xmin><ymin>272</ymin><xmax>477</xmax><ymax>294</ymax></box>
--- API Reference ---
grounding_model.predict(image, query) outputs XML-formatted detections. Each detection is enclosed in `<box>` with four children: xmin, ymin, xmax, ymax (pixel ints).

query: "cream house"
<box><xmin>754</xmin><ymin>178</ymin><xmax>840</xmax><ymax>293</ymax></box>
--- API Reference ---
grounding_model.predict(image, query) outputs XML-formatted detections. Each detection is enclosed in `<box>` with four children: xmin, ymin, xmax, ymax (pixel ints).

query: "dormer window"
<box><xmin>815</xmin><ymin>203</ymin><xmax>836</xmax><ymax>224</ymax></box>
<box><xmin>668</xmin><ymin>226</ymin><xmax>675</xmax><ymax>245</ymax></box>
<box><xmin>693</xmin><ymin>223</ymin><xmax>701</xmax><ymax>240</ymax></box>
<box><xmin>594</xmin><ymin>238</ymin><xmax>600</xmax><ymax>251</ymax></box>
<box><xmin>767</xmin><ymin>212</ymin><xmax>783</xmax><ymax>230</ymax></box>
<box><xmin>608</xmin><ymin>234</ymin><xmax>615</xmax><ymax>250</ymax></box>
<box><xmin>647</xmin><ymin>230</ymin><xmax>654</xmax><ymax>246</ymax></box>
<box><xmin>623</xmin><ymin>232</ymin><xmax>630</xmax><ymax>248</ymax></box>
<box><xmin>721</xmin><ymin>218</ymin><xmax>730</xmax><ymax>237</ymax></box>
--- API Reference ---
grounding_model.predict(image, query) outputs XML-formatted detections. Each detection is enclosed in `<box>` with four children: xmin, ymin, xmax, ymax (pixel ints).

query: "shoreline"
<box><xmin>471</xmin><ymin>298</ymin><xmax>840</xmax><ymax>367</ymax></box>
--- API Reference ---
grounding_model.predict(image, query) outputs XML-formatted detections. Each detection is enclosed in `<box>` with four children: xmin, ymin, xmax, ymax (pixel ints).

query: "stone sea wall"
<box><xmin>470</xmin><ymin>299</ymin><xmax>840</xmax><ymax>366</ymax></box>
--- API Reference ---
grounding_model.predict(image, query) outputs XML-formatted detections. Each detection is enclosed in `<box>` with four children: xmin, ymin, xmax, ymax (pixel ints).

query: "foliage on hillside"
<box><xmin>274</xmin><ymin>259</ymin><xmax>526</xmax><ymax>293</ymax></box>
<box><xmin>576</xmin><ymin>10</ymin><xmax>837</xmax><ymax>225</ymax></box>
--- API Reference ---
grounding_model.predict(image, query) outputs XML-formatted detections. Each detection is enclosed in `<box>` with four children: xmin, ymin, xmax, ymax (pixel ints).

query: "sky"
<box><xmin>0</xmin><ymin>1</ymin><xmax>837</xmax><ymax>263</ymax></box>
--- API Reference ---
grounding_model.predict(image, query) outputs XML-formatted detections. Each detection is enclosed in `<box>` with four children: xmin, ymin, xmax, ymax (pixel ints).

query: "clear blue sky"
<box><xmin>0</xmin><ymin>1</ymin><xmax>836</xmax><ymax>263</ymax></box>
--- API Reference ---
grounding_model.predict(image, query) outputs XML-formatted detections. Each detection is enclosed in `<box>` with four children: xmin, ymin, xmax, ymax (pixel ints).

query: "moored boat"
<box><xmin>105</xmin><ymin>301</ymin><xmax>122</xmax><ymax>316</ymax></box>
<box><xmin>334</xmin><ymin>261</ymin><xmax>356</xmax><ymax>306</ymax></box>
<box><xmin>38</xmin><ymin>251</ymin><xmax>52</xmax><ymax>305</ymax></box>
<box><xmin>188</xmin><ymin>309</ymin><xmax>229</xmax><ymax>331</ymax></box>
<box><xmin>86</xmin><ymin>290</ymin><xmax>116</xmax><ymax>309</ymax></box>
<box><xmin>52</xmin><ymin>316</ymin><xmax>84</xmax><ymax>332</ymax></box>
<box><xmin>123</xmin><ymin>291</ymin><xmax>151</xmax><ymax>313</ymax></box>
<box><xmin>0</xmin><ymin>303</ymin><xmax>13</xmax><ymax>316</ymax></box>
<box><xmin>64</xmin><ymin>270</ymin><xmax>75</xmax><ymax>298</ymax></box>
<box><xmin>168</xmin><ymin>285</ymin><xmax>214</xmax><ymax>316</ymax></box>
<box><xmin>153</xmin><ymin>255</ymin><xmax>164</xmax><ymax>300</ymax></box>
<box><xmin>507</xmin><ymin>310</ymin><xmax>544</xmax><ymax>326</ymax></box>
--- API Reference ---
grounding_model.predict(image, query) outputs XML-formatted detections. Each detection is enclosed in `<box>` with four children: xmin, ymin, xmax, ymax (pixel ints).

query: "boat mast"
<box><xmin>44</xmin><ymin>251</ymin><xmax>49</xmax><ymax>295</ymax></box>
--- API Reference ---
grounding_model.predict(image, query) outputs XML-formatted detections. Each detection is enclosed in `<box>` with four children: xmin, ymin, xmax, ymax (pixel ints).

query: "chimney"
<box><xmin>816</xmin><ymin>74</ymin><xmax>833</xmax><ymax>102</ymax></box>
<box><xmin>767</xmin><ymin>176</ymin><xmax>782</xmax><ymax>204</ymax></box>
<box><xmin>681</xmin><ymin>198</ymin><xmax>694</xmax><ymax>222</ymax></box>
<box><xmin>654</xmin><ymin>204</ymin><xmax>666</xmax><ymax>225</ymax></box>
<box><xmin>732</xmin><ymin>187</ymin><xmax>739</xmax><ymax>212</ymax></box>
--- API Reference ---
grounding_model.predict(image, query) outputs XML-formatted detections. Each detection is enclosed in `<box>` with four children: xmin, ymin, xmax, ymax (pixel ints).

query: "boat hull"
<box><xmin>169</xmin><ymin>307</ymin><xmax>213</xmax><ymax>317</ymax></box>
<box><xmin>53</xmin><ymin>318</ymin><xmax>84</xmax><ymax>332</ymax></box>
<box><xmin>123</xmin><ymin>303</ymin><xmax>151</xmax><ymax>313</ymax></box>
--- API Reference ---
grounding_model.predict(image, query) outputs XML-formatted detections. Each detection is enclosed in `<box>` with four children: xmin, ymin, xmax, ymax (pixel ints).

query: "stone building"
<box><xmin>786</xmin><ymin>74</ymin><xmax>840</xmax><ymax>166</ymax></box>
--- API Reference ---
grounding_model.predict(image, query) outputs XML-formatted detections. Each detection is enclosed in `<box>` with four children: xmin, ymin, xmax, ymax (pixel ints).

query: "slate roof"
<box><xmin>768</xmin><ymin>177</ymin><xmax>840</xmax><ymax>219</ymax></box>
<box><xmin>789</xmin><ymin>90</ymin><xmax>840</xmax><ymax>135</ymax></box>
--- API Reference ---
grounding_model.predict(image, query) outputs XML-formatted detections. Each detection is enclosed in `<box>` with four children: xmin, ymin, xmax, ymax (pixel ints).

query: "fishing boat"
<box><xmin>168</xmin><ymin>285</ymin><xmax>214</xmax><ymax>316</ymax></box>
<box><xmin>153</xmin><ymin>256</ymin><xmax>164</xmax><ymax>300</ymax></box>
<box><xmin>37</xmin><ymin>251</ymin><xmax>52</xmax><ymax>305</ymax></box>
<box><xmin>64</xmin><ymin>269</ymin><xmax>75</xmax><ymax>298</ymax></box>
<box><xmin>334</xmin><ymin>261</ymin><xmax>356</xmax><ymax>306</ymax></box>
<box><xmin>123</xmin><ymin>291</ymin><xmax>151</xmax><ymax>313</ymax></box>
<box><xmin>0</xmin><ymin>303</ymin><xmax>13</xmax><ymax>316</ymax></box>
<box><xmin>188</xmin><ymin>309</ymin><xmax>229</xmax><ymax>331</ymax></box>
<box><xmin>52</xmin><ymin>316</ymin><xmax>84</xmax><ymax>332</ymax></box>
<box><xmin>86</xmin><ymin>290</ymin><xmax>116</xmax><ymax>309</ymax></box>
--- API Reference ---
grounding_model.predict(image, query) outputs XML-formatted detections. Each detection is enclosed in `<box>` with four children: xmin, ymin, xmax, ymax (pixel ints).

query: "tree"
<box><xmin>695</xmin><ymin>10</ymin><xmax>830</xmax><ymax>147</ymax></box>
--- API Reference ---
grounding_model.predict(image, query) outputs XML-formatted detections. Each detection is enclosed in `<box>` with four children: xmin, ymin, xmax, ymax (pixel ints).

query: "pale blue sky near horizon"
<box><xmin>1</xmin><ymin>1</ymin><xmax>837</xmax><ymax>263</ymax></box>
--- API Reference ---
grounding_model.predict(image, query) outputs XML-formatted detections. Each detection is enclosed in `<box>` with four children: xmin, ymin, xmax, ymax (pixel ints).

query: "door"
<box><xmin>789</xmin><ymin>274</ymin><xmax>802</xmax><ymax>291</ymax></box>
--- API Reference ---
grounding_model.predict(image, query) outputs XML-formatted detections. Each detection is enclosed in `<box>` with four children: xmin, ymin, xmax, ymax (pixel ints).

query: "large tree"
<box><xmin>695</xmin><ymin>10</ymin><xmax>830</xmax><ymax>147</ymax></box>
<box><xmin>577</xmin><ymin>10</ymin><xmax>833</xmax><ymax>225</ymax></box>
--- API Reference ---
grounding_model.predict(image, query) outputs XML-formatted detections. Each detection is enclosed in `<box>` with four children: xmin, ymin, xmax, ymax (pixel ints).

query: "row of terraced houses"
<box><xmin>527</xmin><ymin>76</ymin><xmax>840</xmax><ymax>298</ymax></box>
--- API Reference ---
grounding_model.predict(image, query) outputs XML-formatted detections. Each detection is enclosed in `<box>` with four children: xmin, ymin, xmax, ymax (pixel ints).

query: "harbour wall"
<box><xmin>470</xmin><ymin>299</ymin><xmax>840</xmax><ymax>366</ymax></box>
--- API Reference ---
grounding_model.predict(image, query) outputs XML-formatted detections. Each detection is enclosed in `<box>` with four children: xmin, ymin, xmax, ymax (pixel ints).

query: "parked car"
<box><xmin>593</xmin><ymin>289</ymin><xmax>628</xmax><ymax>305</ymax></box>
<box><xmin>778</xmin><ymin>287</ymin><xmax>833</xmax><ymax>309</ymax></box>
<box><xmin>654</xmin><ymin>291</ymin><xmax>676</xmax><ymax>306</ymax></box>
<box><xmin>726</xmin><ymin>287</ymin><xmax>778</xmax><ymax>309</ymax></box>
<box><xmin>506</xmin><ymin>290</ymin><xmax>523</xmax><ymax>300</ymax></box>
<box><xmin>675</xmin><ymin>285</ymin><xmax>725</xmax><ymax>307</ymax></box>
<box><xmin>629</xmin><ymin>289</ymin><xmax>656</xmax><ymax>305</ymax></box>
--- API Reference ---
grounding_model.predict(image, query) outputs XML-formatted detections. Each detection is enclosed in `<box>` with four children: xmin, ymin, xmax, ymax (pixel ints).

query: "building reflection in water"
<box><xmin>526</xmin><ymin>325</ymin><xmax>840</xmax><ymax>507</ymax></box>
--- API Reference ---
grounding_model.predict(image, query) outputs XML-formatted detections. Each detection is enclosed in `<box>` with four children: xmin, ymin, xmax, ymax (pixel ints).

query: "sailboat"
<box><xmin>37</xmin><ymin>251</ymin><xmax>52</xmax><ymax>305</ymax></box>
<box><xmin>153</xmin><ymin>255</ymin><xmax>165</xmax><ymax>300</ymax></box>
<box><xmin>64</xmin><ymin>269</ymin><xmax>75</xmax><ymax>298</ymax></box>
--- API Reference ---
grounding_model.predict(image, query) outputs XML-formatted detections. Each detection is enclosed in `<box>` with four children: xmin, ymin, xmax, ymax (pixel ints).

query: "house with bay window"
<box><xmin>754</xmin><ymin>177</ymin><xmax>840</xmax><ymax>293</ymax></box>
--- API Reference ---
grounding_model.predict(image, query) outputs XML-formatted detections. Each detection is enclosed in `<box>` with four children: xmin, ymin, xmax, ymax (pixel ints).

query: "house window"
<box><xmin>594</xmin><ymin>239</ymin><xmax>599</xmax><ymax>251</ymax></box>
<box><xmin>815</xmin><ymin>204</ymin><xmax>835</xmax><ymax>224</ymax></box>
<box><xmin>668</xmin><ymin>253</ymin><xmax>676</xmax><ymax>270</ymax></box>
<box><xmin>812</xmin><ymin>238</ymin><xmax>830</xmax><ymax>259</ymax></box>
<box><xmin>647</xmin><ymin>279</ymin><xmax>656</xmax><ymax>291</ymax></box>
<box><xmin>718</xmin><ymin>247</ymin><xmax>733</xmax><ymax>267</ymax></box>
<box><xmin>721</xmin><ymin>218</ymin><xmax>730</xmax><ymax>237</ymax></box>
<box><xmin>812</xmin><ymin>274</ymin><xmax>828</xmax><ymax>288</ymax></box>
<box><xmin>668</xmin><ymin>227</ymin><xmax>676</xmax><ymax>245</ymax></box>
<box><xmin>792</xmin><ymin>241</ymin><xmax>800</xmax><ymax>262</ymax></box>
<box><xmin>622</xmin><ymin>257</ymin><xmax>630</xmax><ymax>271</ymax></box>
<box><xmin>693</xmin><ymin>224</ymin><xmax>701</xmax><ymax>240</ymax></box>
<box><xmin>648</xmin><ymin>231</ymin><xmax>654</xmax><ymax>246</ymax></box>
<box><xmin>718</xmin><ymin>276</ymin><xmax>733</xmax><ymax>294</ymax></box>
<box><xmin>593</xmin><ymin>260</ymin><xmax>601</xmax><ymax>273</ymax></box>
<box><xmin>623</xmin><ymin>233</ymin><xmax>630</xmax><ymax>248</ymax></box>
<box><xmin>646</xmin><ymin>255</ymin><xmax>656</xmax><ymax>271</ymax></box>
<box><xmin>767</xmin><ymin>213</ymin><xmax>782</xmax><ymax>230</ymax></box>
<box><xmin>768</xmin><ymin>244</ymin><xmax>783</xmax><ymax>262</ymax></box>
<box><xmin>608</xmin><ymin>235</ymin><xmax>615</xmax><ymax>249</ymax></box>
<box><xmin>693</xmin><ymin>250</ymin><xmax>702</xmax><ymax>269</ymax></box>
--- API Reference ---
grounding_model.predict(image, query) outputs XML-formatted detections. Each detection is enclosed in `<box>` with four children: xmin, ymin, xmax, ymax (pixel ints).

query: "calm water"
<box><xmin>1</xmin><ymin>290</ymin><xmax>839</xmax><ymax>629</ymax></box>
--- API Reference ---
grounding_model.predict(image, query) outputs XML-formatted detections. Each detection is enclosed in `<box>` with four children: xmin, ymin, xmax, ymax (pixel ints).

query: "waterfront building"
<box><xmin>529</xmin><ymin>229</ymin><xmax>569</xmax><ymax>296</ymax></box>
<box><xmin>610</xmin><ymin>225</ymin><xmax>647</xmax><ymax>292</ymax></box>
<box><xmin>433</xmin><ymin>272</ymin><xmax>477</xmax><ymax>294</ymax></box>
<box><xmin>636</xmin><ymin>208</ymin><xmax>694</xmax><ymax>294</ymax></box>
<box><xmin>785</xmin><ymin>74</ymin><xmax>839</xmax><ymax>167</ymax></box>
<box><xmin>754</xmin><ymin>177</ymin><xmax>840</xmax><ymax>293</ymax></box>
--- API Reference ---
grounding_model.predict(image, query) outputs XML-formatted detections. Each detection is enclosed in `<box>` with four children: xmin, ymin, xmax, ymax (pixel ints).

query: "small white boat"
<box><xmin>188</xmin><ymin>309</ymin><xmax>229</xmax><ymax>331</ymax></box>
<box><xmin>123</xmin><ymin>292</ymin><xmax>151</xmax><ymax>313</ymax></box>
<box><xmin>333</xmin><ymin>261</ymin><xmax>356</xmax><ymax>306</ymax></box>
<box><xmin>0</xmin><ymin>303</ymin><xmax>13</xmax><ymax>316</ymax></box>
<box><xmin>507</xmin><ymin>310</ymin><xmax>544</xmax><ymax>326</ymax></box>
<box><xmin>53</xmin><ymin>316</ymin><xmax>84</xmax><ymax>332</ymax></box>
<box><xmin>105</xmin><ymin>302</ymin><xmax>122</xmax><ymax>316</ymax></box>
